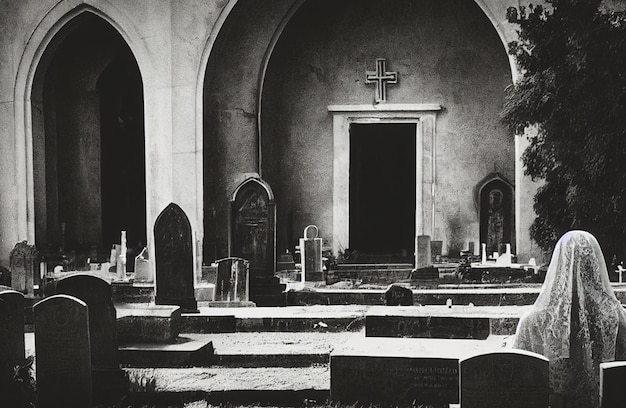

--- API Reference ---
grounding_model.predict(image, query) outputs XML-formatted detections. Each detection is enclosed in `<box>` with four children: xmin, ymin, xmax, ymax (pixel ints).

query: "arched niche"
<box><xmin>31</xmin><ymin>12</ymin><xmax>146</xmax><ymax>259</ymax></box>
<box><xmin>229</xmin><ymin>177</ymin><xmax>276</xmax><ymax>277</ymax></box>
<box><xmin>477</xmin><ymin>175</ymin><xmax>515</xmax><ymax>255</ymax></box>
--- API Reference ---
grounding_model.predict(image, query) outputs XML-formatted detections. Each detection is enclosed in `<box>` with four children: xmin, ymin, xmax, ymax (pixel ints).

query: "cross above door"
<box><xmin>365</xmin><ymin>58</ymin><xmax>398</xmax><ymax>103</ymax></box>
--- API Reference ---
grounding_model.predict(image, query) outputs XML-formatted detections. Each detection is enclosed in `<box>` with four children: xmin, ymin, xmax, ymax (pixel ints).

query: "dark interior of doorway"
<box><xmin>99</xmin><ymin>58</ymin><xmax>147</xmax><ymax>253</ymax></box>
<box><xmin>349</xmin><ymin>123</ymin><xmax>416</xmax><ymax>263</ymax></box>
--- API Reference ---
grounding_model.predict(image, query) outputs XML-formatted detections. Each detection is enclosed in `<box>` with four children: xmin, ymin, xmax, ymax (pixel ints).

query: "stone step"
<box><xmin>209</xmin><ymin>332</ymin><xmax>355</xmax><ymax>367</ymax></box>
<box><xmin>327</xmin><ymin>268</ymin><xmax>413</xmax><ymax>284</ymax></box>
<box><xmin>118</xmin><ymin>336</ymin><xmax>214</xmax><ymax>367</ymax></box>
<box><xmin>287</xmin><ymin>286</ymin><xmax>544</xmax><ymax>306</ymax></box>
<box><xmin>179</xmin><ymin>305</ymin><xmax>368</xmax><ymax>333</ymax></box>
<box><xmin>365</xmin><ymin>305</ymin><xmax>532</xmax><ymax>338</ymax></box>
<box><xmin>334</xmin><ymin>263</ymin><xmax>414</xmax><ymax>270</ymax></box>
<box><xmin>124</xmin><ymin>366</ymin><xmax>330</xmax><ymax>406</ymax></box>
<box><xmin>126</xmin><ymin>389</ymin><xmax>330</xmax><ymax>408</ymax></box>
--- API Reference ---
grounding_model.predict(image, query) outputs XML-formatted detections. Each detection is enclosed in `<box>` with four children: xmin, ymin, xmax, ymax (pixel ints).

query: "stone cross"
<box><xmin>365</xmin><ymin>58</ymin><xmax>398</xmax><ymax>103</ymax></box>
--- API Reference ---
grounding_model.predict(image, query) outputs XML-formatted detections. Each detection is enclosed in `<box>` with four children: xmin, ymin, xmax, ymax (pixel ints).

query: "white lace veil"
<box><xmin>517</xmin><ymin>230</ymin><xmax>622</xmax><ymax>363</ymax></box>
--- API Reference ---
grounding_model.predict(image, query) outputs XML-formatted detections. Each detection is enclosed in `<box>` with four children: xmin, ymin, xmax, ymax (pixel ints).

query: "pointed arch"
<box><xmin>13</xmin><ymin>0</ymin><xmax>152</xmax><ymax>244</ymax></box>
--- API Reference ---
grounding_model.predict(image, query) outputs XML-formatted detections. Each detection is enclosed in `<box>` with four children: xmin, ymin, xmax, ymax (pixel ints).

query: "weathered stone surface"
<box><xmin>214</xmin><ymin>257</ymin><xmax>249</xmax><ymax>302</ymax></box>
<box><xmin>330</xmin><ymin>336</ymin><xmax>512</xmax><ymax>407</ymax></box>
<box><xmin>460</xmin><ymin>350</ymin><xmax>549</xmax><ymax>408</ymax></box>
<box><xmin>154</xmin><ymin>203</ymin><xmax>198</xmax><ymax>312</ymax></box>
<box><xmin>300</xmin><ymin>225</ymin><xmax>323</xmax><ymax>282</ymax></box>
<box><xmin>365</xmin><ymin>305</ymin><xmax>529</xmax><ymax>338</ymax></box>
<box><xmin>417</xmin><ymin>235</ymin><xmax>432</xmax><ymax>268</ymax></box>
<box><xmin>384</xmin><ymin>283</ymin><xmax>414</xmax><ymax>306</ymax></box>
<box><xmin>55</xmin><ymin>274</ymin><xmax>118</xmax><ymax>369</ymax></box>
<box><xmin>55</xmin><ymin>273</ymin><xmax>128</xmax><ymax>401</ymax></box>
<box><xmin>117</xmin><ymin>305</ymin><xmax>181</xmax><ymax>343</ymax></box>
<box><xmin>34</xmin><ymin>294</ymin><xmax>92</xmax><ymax>408</ymax></box>
<box><xmin>10</xmin><ymin>241</ymin><xmax>39</xmax><ymax>295</ymax></box>
<box><xmin>231</xmin><ymin>178</ymin><xmax>284</xmax><ymax>305</ymax></box>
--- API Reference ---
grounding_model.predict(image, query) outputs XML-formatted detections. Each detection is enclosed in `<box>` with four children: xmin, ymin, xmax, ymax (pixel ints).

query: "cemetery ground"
<box><xmin>9</xmin><ymin>253</ymin><xmax>626</xmax><ymax>407</ymax></box>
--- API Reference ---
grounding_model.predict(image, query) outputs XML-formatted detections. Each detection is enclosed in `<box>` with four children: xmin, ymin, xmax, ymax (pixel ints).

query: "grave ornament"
<box><xmin>300</xmin><ymin>225</ymin><xmax>323</xmax><ymax>282</ymax></box>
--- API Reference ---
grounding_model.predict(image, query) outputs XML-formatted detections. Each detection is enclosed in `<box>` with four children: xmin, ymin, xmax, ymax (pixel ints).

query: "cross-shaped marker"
<box><xmin>365</xmin><ymin>58</ymin><xmax>398</xmax><ymax>103</ymax></box>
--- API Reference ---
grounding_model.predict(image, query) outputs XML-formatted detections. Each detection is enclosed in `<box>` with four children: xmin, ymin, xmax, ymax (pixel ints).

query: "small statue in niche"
<box><xmin>487</xmin><ymin>189</ymin><xmax>504</xmax><ymax>255</ymax></box>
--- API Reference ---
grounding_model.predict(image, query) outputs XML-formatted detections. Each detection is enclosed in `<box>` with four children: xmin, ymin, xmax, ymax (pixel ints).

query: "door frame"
<box><xmin>328</xmin><ymin>103</ymin><xmax>441</xmax><ymax>265</ymax></box>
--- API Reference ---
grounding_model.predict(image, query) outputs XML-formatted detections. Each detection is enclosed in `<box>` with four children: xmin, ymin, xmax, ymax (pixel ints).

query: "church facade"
<box><xmin>0</xmin><ymin>0</ymin><xmax>572</xmax><ymax>272</ymax></box>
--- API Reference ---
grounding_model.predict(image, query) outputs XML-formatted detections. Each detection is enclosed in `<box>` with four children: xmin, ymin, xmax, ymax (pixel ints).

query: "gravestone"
<box><xmin>214</xmin><ymin>257</ymin><xmax>249</xmax><ymax>302</ymax></box>
<box><xmin>412</xmin><ymin>235</ymin><xmax>438</xmax><ymax>279</ymax></box>
<box><xmin>460</xmin><ymin>350</ymin><xmax>549</xmax><ymax>408</ymax></box>
<box><xmin>600</xmin><ymin>361</ymin><xmax>626</xmax><ymax>408</ymax></box>
<box><xmin>34</xmin><ymin>294</ymin><xmax>92</xmax><ymax>408</ymax></box>
<box><xmin>55</xmin><ymin>273</ymin><xmax>126</xmax><ymax>399</ymax></box>
<box><xmin>0</xmin><ymin>290</ymin><xmax>25</xmax><ymax>371</ymax></box>
<box><xmin>154</xmin><ymin>202</ymin><xmax>198</xmax><ymax>312</ymax></box>
<box><xmin>231</xmin><ymin>178</ymin><xmax>285</xmax><ymax>306</ymax></box>
<box><xmin>431</xmin><ymin>240</ymin><xmax>443</xmax><ymax>261</ymax></box>
<box><xmin>417</xmin><ymin>235</ymin><xmax>432</xmax><ymax>268</ymax></box>
<box><xmin>10</xmin><ymin>241</ymin><xmax>40</xmax><ymax>295</ymax></box>
<box><xmin>331</xmin><ymin>337</ymin><xmax>462</xmax><ymax>407</ymax></box>
<box><xmin>300</xmin><ymin>225</ymin><xmax>323</xmax><ymax>282</ymax></box>
<box><xmin>384</xmin><ymin>283</ymin><xmax>414</xmax><ymax>306</ymax></box>
<box><xmin>134</xmin><ymin>246</ymin><xmax>153</xmax><ymax>283</ymax></box>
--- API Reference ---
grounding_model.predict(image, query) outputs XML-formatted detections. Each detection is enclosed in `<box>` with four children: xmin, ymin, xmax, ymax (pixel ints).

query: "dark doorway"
<box><xmin>99</xmin><ymin>58</ymin><xmax>147</xmax><ymax>253</ymax></box>
<box><xmin>349</xmin><ymin>123</ymin><xmax>416</xmax><ymax>260</ymax></box>
<box><xmin>33</xmin><ymin>13</ymin><xmax>146</xmax><ymax>261</ymax></box>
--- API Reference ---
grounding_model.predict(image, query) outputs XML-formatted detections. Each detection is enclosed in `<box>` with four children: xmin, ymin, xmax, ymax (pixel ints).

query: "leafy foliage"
<box><xmin>2</xmin><ymin>356</ymin><xmax>36</xmax><ymax>408</ymax></box>
<box><xmin>502</xmin><ymin>0</ymin><xmax>626</xmax><ymax>262</ymax></box>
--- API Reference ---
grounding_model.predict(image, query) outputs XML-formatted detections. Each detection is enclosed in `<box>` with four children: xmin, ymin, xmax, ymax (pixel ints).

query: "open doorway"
<box><xmin>349</xmin><ymin>123</ymin><xmax>416</xmax><ymax>262</ymax></box>
<box><xmin>32</xmin><ymin>13</ymin><xmax>146</xmax><ymax>264</ymax></box>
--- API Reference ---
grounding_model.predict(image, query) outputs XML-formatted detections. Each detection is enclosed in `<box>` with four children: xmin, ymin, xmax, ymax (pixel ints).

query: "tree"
<box><xmin>502</xmin><ymin>0</ymin><xmax>626</xmax><ymax>264</ymax></box>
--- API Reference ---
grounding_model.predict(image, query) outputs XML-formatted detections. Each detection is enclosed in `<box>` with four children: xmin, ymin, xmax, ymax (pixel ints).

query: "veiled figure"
<box><xmin>514</xmin><ymin>230</ymin><xmax>626</xmax><ymax>408</ymax></box>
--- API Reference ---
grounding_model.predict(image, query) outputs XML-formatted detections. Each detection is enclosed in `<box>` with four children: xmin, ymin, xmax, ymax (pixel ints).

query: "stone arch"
<box><xmin>15</xmin><ymin>2</ymin><xmax>150</xmax><ymax>257</ymax></box>
<box><xmin>199</xmin><ymin>0</ymin><xmax>520</xmax><ymax>263</ymax></box>
<box><xmin>13</xmin><ymin>1</ymin><xmax>152</xmax><ymax>245</ymax></box>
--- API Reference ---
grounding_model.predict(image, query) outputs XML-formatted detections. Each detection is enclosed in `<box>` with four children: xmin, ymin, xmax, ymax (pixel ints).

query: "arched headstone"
<box><xmin>230</xmin><ymin>178</ymin><xmax>285</xmax><ymax>306</ymax></box>
<box><xmin>55</xmin><ymin>273</ymin><xmax>127</xmax><ymax>400</ymax></box>
<box><xmin>0</xmin><ymin>290</ymin><xmax>25</xmax><ymax>369</ymax></box>
<box><xmin>154</xmin><ymin>203</ymin><xmax>198</xmax><ymax>312</ymax></box>
<box><xmin>34</xmin><ymin>294</ymin><xmax>92</xmax><ymax>408</ymax></box>
<box><xmin>300</xmin><ymin>225</ymin><xmax>323</xmax><ymax>282</ymax></box>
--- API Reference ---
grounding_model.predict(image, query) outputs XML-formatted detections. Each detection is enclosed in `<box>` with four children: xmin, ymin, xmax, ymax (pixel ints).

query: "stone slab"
<box><xmin>365</xmin><ymin>305</ymin><xmax>530</xmax><ymax>338</ymax></box>
<box><xmin>117</xmin><ymin>304</ymin><xmax>182</xmax><ymax>343</ymax></box>
<box><xmin>287</xmin><ymin>286</ymin><xmax>542</xmax><ymax>306</ymax></box>
<box><xmin>330</xmin><ymin>335</ymin><xmax>513</xmax><ymax>406</ymax></box>
<box><xmin>119</xmin><ymin>336</ymin><xmax>214</xmax><ymax>367</ymax></box>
